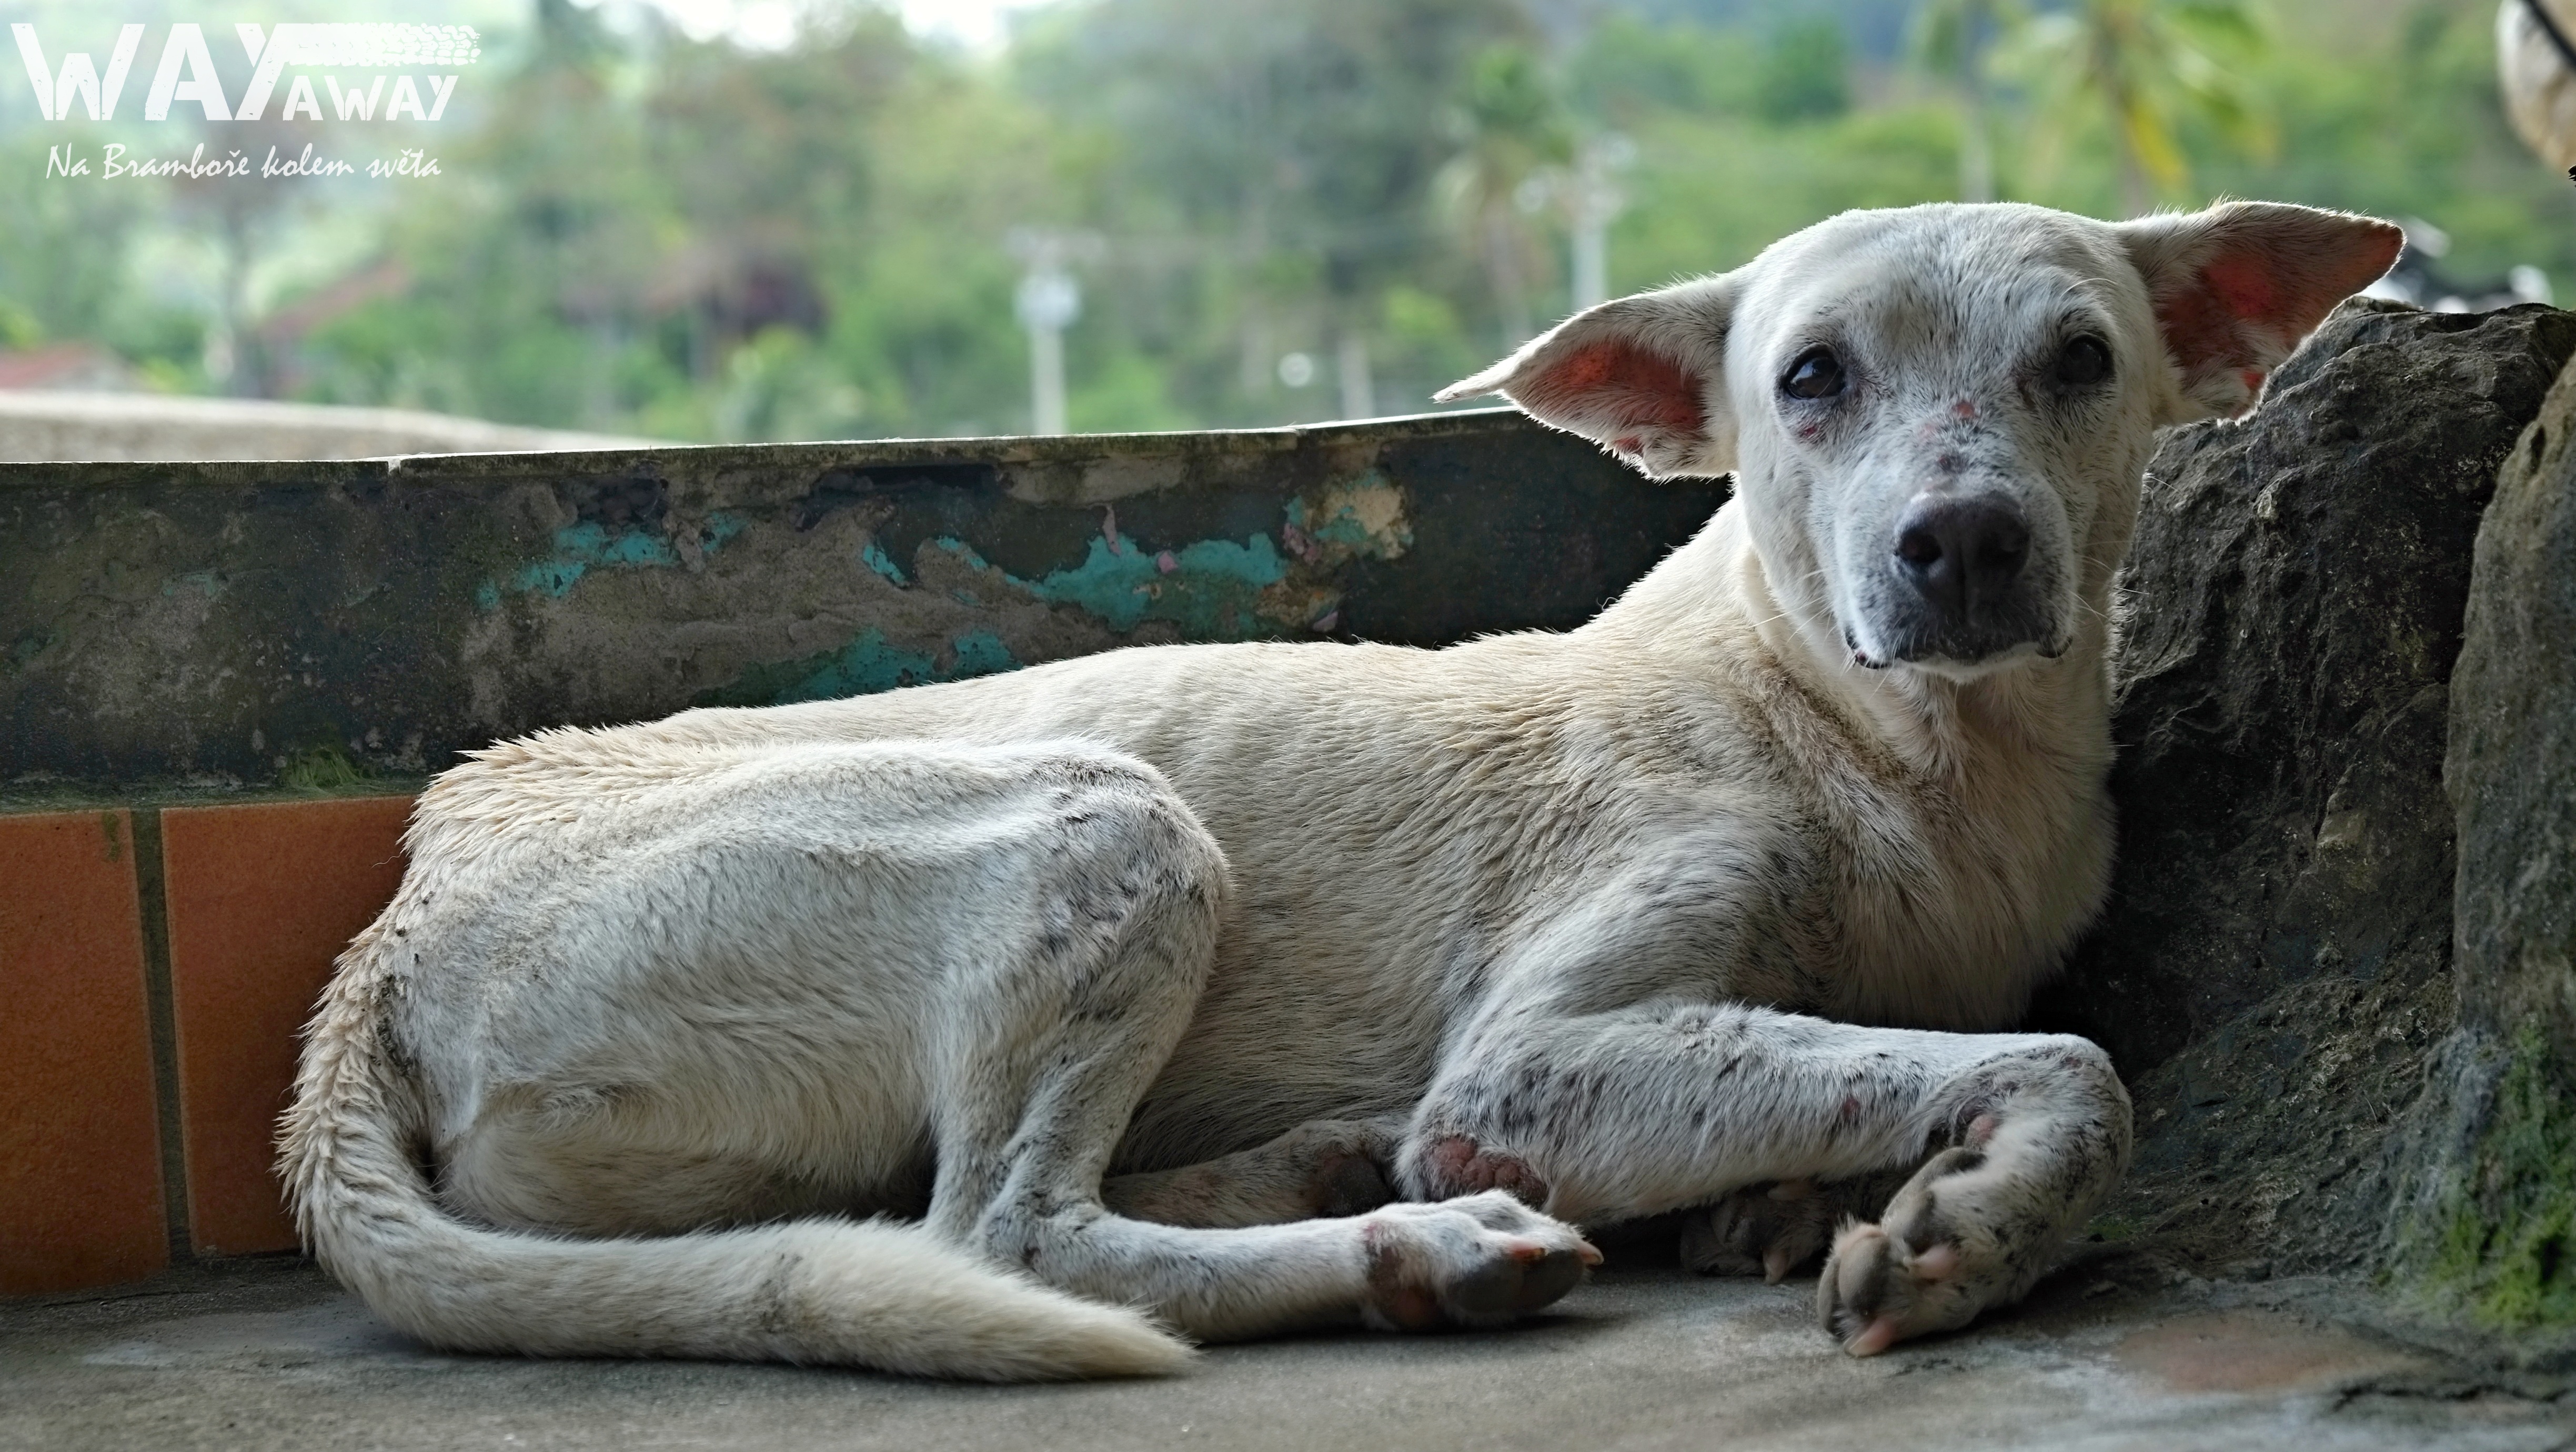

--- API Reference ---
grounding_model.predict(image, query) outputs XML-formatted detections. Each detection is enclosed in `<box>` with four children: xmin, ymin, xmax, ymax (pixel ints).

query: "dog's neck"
<box><xmin>1593</xmin><ymin>500</ymin><xmax>2118</xmax><ymax>783</ymax></box>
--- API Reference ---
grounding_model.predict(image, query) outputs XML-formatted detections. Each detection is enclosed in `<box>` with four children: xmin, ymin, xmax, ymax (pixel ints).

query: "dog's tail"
<box><xmin>276</xmin><ymin>929</ymin><xmax>1193</xmax><ymax>1382</ymax></box>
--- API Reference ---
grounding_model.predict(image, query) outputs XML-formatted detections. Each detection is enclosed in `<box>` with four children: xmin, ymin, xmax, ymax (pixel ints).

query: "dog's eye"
<box><xmin>2055</xmin><ymin>336</ymin><xmax>2112</xmax><ymax>388</ymax></box>
<box><xmin>1780</xmin><ymin>347</ymin><xmax>1846</xmax><ymax>401</ymax></box>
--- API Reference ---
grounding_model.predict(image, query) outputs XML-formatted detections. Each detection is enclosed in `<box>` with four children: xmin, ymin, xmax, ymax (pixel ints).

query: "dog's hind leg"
<box><xmin>1101</xmin><ymin>1118</ymin><xmax>1401</xmax><ymax>1229</ymax></box>
<box><xmin>914</xmin><ymin>750</ymin><xmax>1597</xmax><ymax>1342</ymax></box>
<box><xmin>1677</xmin><ymin>1168</ymin><xmax>1913</xmax><ymax>1284</ymax></box>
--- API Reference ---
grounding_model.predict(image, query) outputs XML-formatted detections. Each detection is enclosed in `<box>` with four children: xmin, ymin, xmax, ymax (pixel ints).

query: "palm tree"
<box><xmin>2004</xmin><ymin>0</ymin><xmax>2271</xmax><ymax>217</ymax></box>
<box><xmin>1912</xmin><ymin>0</ymin><xmax>2024</xmax><ymax>203</ymax></box>
<box><xmin>1436</xmin><ymin>44</ymin><xmax>1572</xmax><ymax>349</ymax></box>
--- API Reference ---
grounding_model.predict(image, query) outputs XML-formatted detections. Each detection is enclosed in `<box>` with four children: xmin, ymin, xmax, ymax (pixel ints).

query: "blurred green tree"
<box><xmin>1911</xmin><ymin>0</ymin><xmax>2023</xmax><ymax>201</ymax></box>
<box><xmin>1437</xmin><ymin>43</ymin><xmax>1573</xmax><ymax>347</ymax></box>
<box><xmin>1020</xmin><ymin>0</ymin><xmax>1531</xmax><ymax>419</ymax></box>
<box><xmin>12</xmin><ymin>0</ymin><xmax>2565</xmax><ymax>442</ymax></box>
<box><xmin>0</xmin><ymin>129</ymin><xmax>145</xmax><ymax>354</ymax></box>
<box><xmin>1757</xmin><ymin>17</ymin><xmax>1852</xmax><ymax>124</ymax></box>
<box><xmin>2003</xmin><ymin>0</ymin><xmax>2272</xmax><ymax>216</ymax></box>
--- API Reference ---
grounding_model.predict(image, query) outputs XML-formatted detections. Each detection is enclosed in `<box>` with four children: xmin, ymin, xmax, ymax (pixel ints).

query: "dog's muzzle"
<box><xmin>1874</xmin><ymin>492</ymin><xmax>2060</xmax><ymax>665</ymax></box>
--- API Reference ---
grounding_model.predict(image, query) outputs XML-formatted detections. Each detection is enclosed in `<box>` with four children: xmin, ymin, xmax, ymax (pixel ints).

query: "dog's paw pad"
<box><xmin>1361</xmin><ymin>1197</ymin><xmax>1597</xmax><ymax>1331</ymax></box>
<box><xmin>1420</xmin><ymin>1135</ymin><xmax>1550</xmax><ymax>1206</ymax></box>
<box><xmin>1441</xmin><ymin>1242</ymin><xmax>1589</xmax><ymax>1322</ymax></box>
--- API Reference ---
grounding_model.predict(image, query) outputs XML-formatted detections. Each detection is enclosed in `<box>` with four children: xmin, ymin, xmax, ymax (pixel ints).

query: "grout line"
<box><xmin>130</xmin><ymin>807</ymin><xmax>194</xmax><ymax>1265</ymax></box>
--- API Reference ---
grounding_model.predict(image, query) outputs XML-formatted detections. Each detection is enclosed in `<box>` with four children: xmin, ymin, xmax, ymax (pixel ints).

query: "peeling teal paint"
<box><xmin>695</xmin><ymin>626</ymin><xmax>1024</xmax><ymax>708</ymax></box>
<box><xmin>512</xmin><ymin>558</ymin><xmax>589</xmax><ymax>598</ymax></box>
<box><xmin>701</xmin><ymin>522</ymin><xmax>1291</xmax><ymax>709</ymax></box>
<box><xmin>567</xmin><ymin>521</ymin><xmax>680</xmax><ymax>569</ymax></box>
<box><xmin>1304</xmin><ymin>476</ymin><xmax>1413</xmax><ymax>554</ymax></box>
<box><xmin>935</xmin><ymin>538</ymin><xmax>995</xmax><ymax>572</ymax></box>
<box><xmin>780</xmin><ymin>627</ymin><xmax>938</xmax><ymax>701</ymax></box>
<box><xmin>479</xmin><ymin>516</ymin><xmax>747</xmax><ymax>610</ymax></box>
<box><xmin>1282</xmin><ymin>473</ymin><xmax>1413</xmax><ymax>567</ymax></box>
<box><xmin>949</xmin><ymin>629</ymin><xmax>1018</xmax><ymax>677</ymax></box>
<box><xmin>861</xmin><ymin>539</ymin><xmax>909</xmax><ymax>587</ymax></box>
<box><xmin>487</xmin><ymin>523</ymin><xmax>672</xmax><ymax>603</ymax></box>
<box><xmin>930</xmin><ymin>531</ymin><xmax>1287</xmax><ymax>637</ymax></box>
<box><xmin>1022</xmin><ymin>533</ymin><xmax>1285</xmax><ymax>633</ymax></box>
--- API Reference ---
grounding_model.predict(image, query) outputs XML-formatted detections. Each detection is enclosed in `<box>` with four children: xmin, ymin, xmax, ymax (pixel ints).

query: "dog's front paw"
<box><xmin>1680</xmin><ymin>1178</ymin><xmax>1836</xmax><ymax>1283</ymax></box>
<box><xmin>1819</xmin><ymin>1047</ymin><xmax>2131</xmax><ymax>1356</ymax></box>
<box><xmin>1815</xmin><ymin>1143</ymin><xmax>2034</xmax><ymax>1356</ymax></box>
<box><xmin>1360</xmin><ymin>1193</ymin><xmax>1601</xmax><ymax>1331</ymax></box>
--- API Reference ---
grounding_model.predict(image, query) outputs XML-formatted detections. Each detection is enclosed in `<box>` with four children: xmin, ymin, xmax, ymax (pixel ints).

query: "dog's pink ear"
<box><xmin>2116</xmin><ymin>201</ymin><xmax>2403</xmax><ymax>421</ymax></box>
<box><xmin>1435</xmin><ymin>277</ymin><xmax>1735</xmax><ymax>478</ymax></box>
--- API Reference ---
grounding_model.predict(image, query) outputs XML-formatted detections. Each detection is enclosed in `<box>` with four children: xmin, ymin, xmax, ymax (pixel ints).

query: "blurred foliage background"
<box><xmin>0</xmin><ymin>0</ymin><xmax>2568</xmax><ymax>439</ymax></box>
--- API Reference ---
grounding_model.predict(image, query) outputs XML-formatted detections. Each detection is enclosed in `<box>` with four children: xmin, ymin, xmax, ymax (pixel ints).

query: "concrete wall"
<box><xmin>0</xmin><ymin>390</ymin><xmax>662</xmax><ymax>464</ymax></box>
<box><xmin>1</xmin><ymin>409</ymin><xmax>1726</xmax><ymax>806</ymax></box>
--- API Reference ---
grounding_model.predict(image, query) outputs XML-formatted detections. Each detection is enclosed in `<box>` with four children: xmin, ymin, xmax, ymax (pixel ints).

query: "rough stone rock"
<box><xmin>2028</xmin><ymin>299</ymin><xmax>2576</xmax><ymax>1280</ymax></box>
<box><xmin>2379</xmin><ymin>348</ymin><xmax>2576</xmax><ymax>1360</ymax></box>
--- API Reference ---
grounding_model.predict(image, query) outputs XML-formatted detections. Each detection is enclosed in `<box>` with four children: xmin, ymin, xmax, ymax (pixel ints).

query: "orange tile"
<box><xmin>0</xmin><ymin>810</ymin><xmax>169</xmax><ymax>1294</ymax></box>
<box><xmin>163</xmin><ymin>795</ymin><xmax>412</xmax><ymax>1256</ymax></box>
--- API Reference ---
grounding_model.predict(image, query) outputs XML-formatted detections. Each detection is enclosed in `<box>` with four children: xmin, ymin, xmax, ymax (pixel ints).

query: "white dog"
<box><xmin>281</xmin><ymin>200</ymin><xmax>2399</xmax><ymax>1380</ymax></box>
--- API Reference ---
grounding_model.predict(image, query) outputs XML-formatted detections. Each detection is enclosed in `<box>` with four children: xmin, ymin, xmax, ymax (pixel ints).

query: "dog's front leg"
<box><xmin>1401</xmin><ymin>999</ymin><xmax>2130</xmax><ymax>1355</ymax></box>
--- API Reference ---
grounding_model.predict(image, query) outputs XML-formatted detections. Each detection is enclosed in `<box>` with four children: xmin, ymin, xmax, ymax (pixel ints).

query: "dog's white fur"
<box><xmin>282</xmin><ymin>201</ymin><xmax>2400</xmax><ymax>1379</ymax></box>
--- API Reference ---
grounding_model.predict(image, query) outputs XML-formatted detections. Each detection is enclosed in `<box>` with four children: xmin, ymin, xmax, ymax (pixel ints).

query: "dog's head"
<box><xmin>1440</xmin><ymin>201</ymin><xmax>2400</xmax><ymax>678</ymax></box>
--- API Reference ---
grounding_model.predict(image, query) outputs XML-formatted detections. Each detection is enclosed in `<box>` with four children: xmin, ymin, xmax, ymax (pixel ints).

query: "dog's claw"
<box><xmin>1762</xmin><ymin>1243</ymin><xmax>1796</xmax><ymax>1284</ymax></box>
<box><xmin>1843</xmin><ymin>1314</ymin><xmax>1903</xmax><ymax>1358</ymax></box>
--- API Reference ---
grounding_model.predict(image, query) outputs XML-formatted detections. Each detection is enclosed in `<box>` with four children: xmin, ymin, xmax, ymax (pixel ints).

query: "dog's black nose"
<box><xmin>1893</xmin><ymin>495</ymin><xmax>2030</xmax><ymax>621</ymax></box>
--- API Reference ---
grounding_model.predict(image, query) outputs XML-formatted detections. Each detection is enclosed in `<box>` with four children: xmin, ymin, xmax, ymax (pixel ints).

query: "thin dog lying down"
<box><xmin>282</xmin><ymin>200</ymin><xmax>2400</xmax><ymax>1380</ymax></box>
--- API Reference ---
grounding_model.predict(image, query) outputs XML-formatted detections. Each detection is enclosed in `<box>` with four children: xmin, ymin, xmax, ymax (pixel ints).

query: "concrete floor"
<box><xmin>4</xmin><ymin>1251</ymin><xmax>2570</xmax><ymax>1452</ymax></box>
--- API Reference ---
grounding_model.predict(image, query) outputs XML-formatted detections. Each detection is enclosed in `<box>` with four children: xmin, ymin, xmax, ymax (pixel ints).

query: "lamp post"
<box><xmin>1008</xmin><ymin>228</ymin><xmax>1102</xmax><ymax>436</ymax></box>
<box><xmin>1566</xmin><ymin>133</ymin><xmax>1634</xmax><ymax>311</ymax></box>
